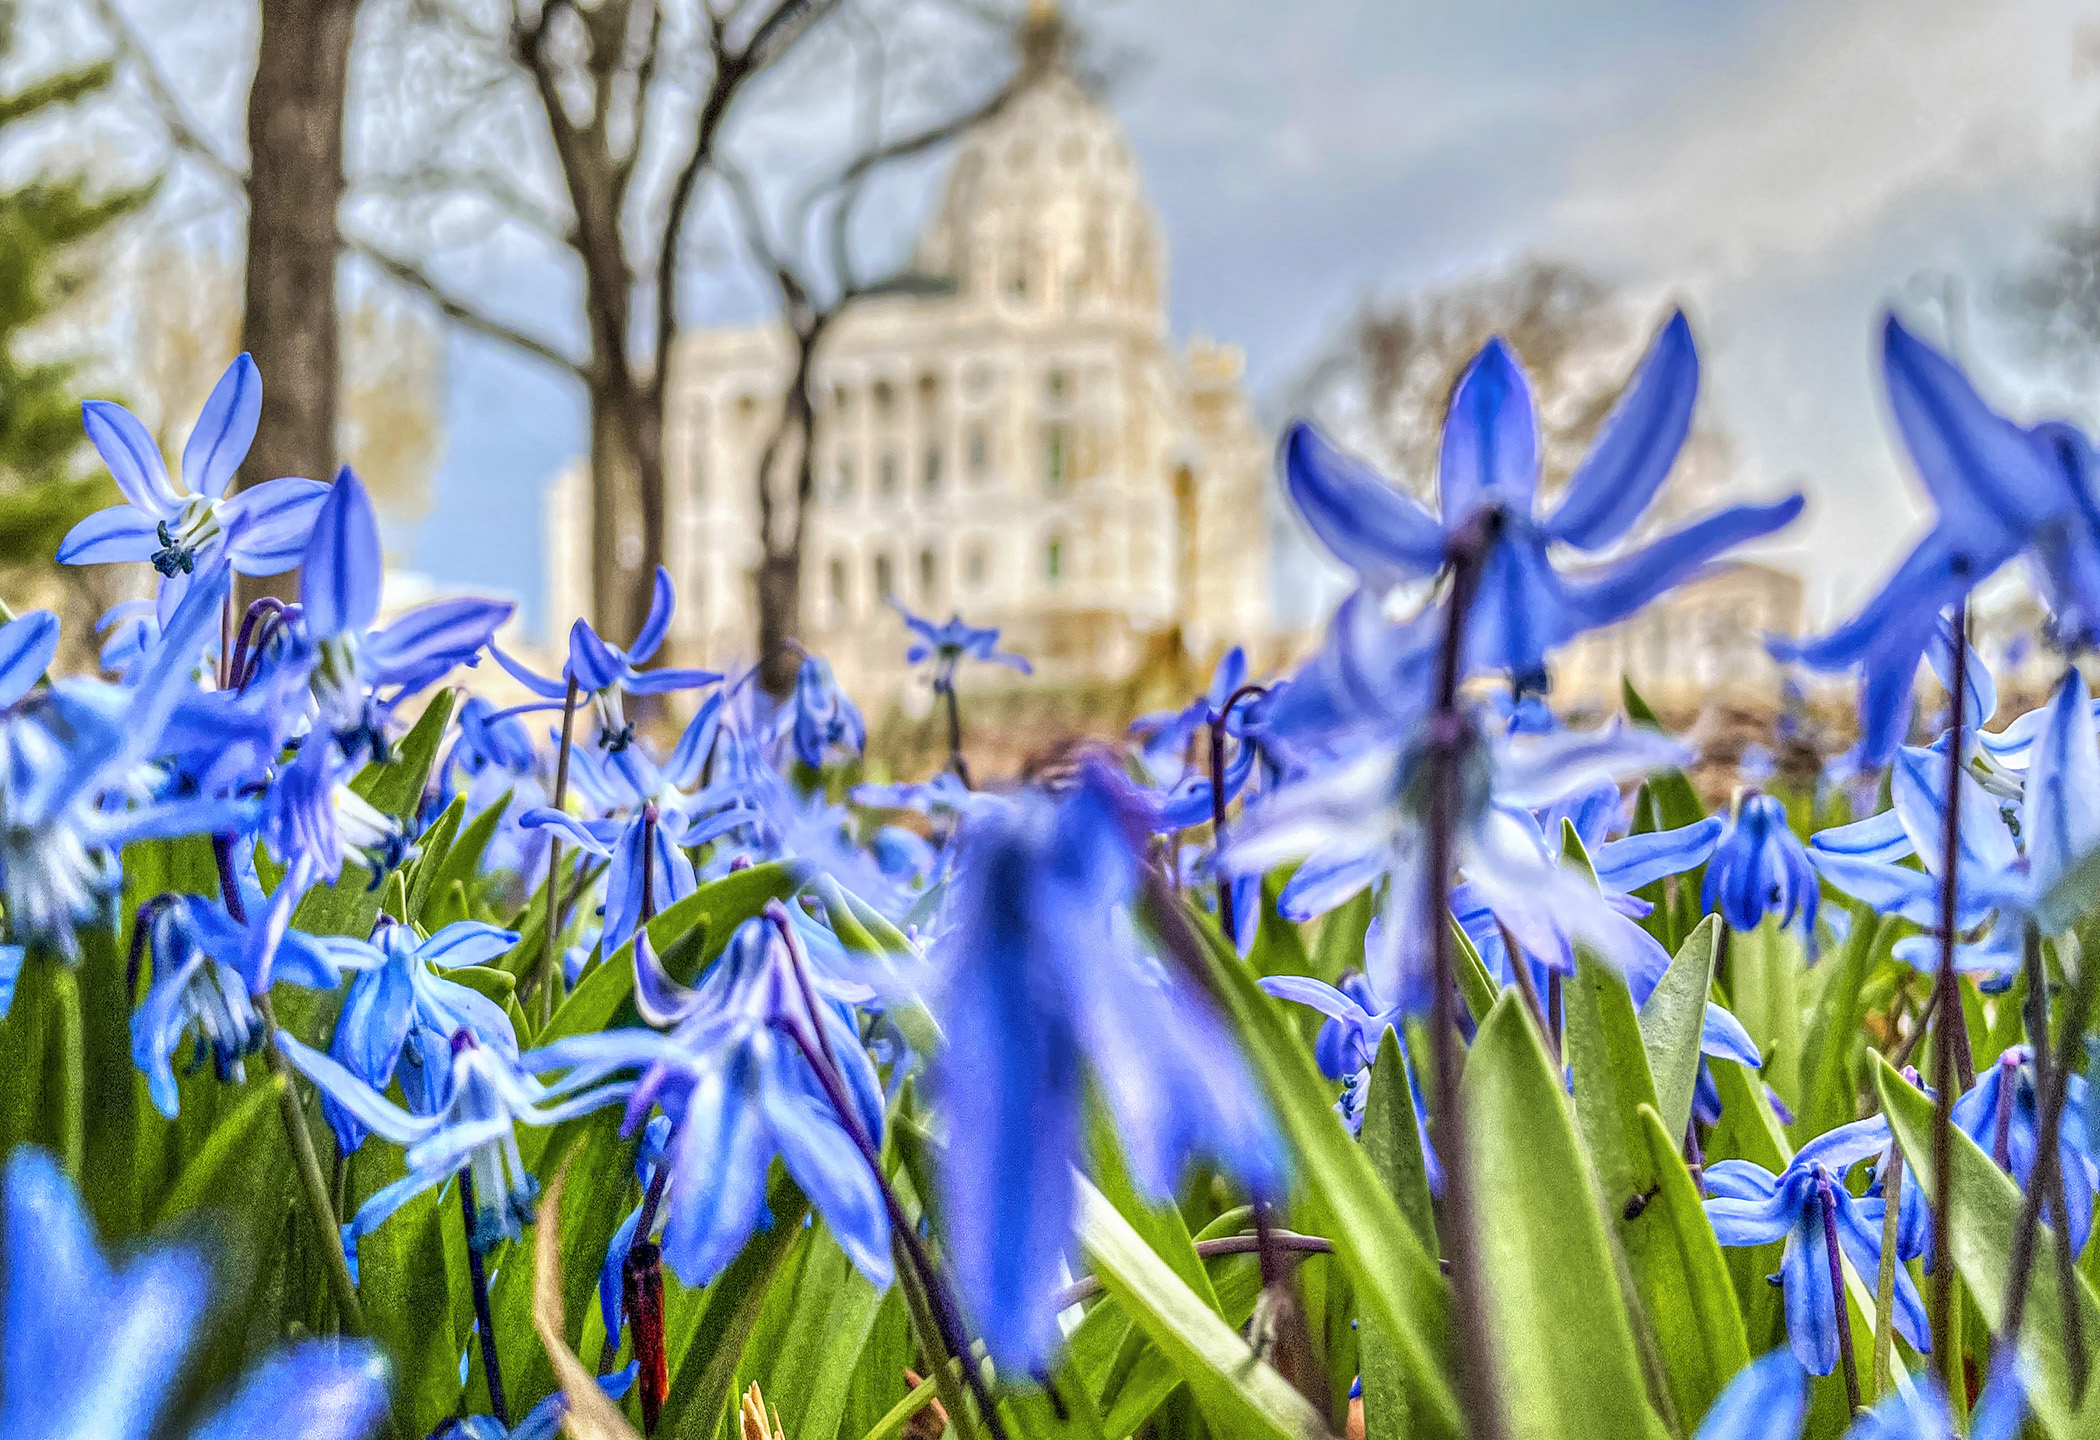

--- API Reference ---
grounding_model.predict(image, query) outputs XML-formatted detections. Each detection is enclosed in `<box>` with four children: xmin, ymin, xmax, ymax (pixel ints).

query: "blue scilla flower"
<box><xmin>1130</xmin><ymin>646</ymin><xmax>1251</xmax><ymax>785</ymax></box>
<box><xmin>1689</xmin><ymin>1349</ymin><xmax>1809</xmax><ymax>1440</ymax></box>
<box><xmin>528</xmin><ymin>914</ymin><xmax>895</xmax><ymax>1291</ymax></box>
<box><xmin>0</xmin><ymin>1147</ymin><xmax>389</xmax><ymax>1440</ymax></box>
<box><xmin>1776</xmin><ymin>317</ymin><xmax>2100</xmax><ymax>763</ymax></box>
<box><xmin>1812</xmin><ymin>669</ymin><xmax>2100</xmax><ymax>983</ymax></box>
<box><xmin>1284</xmin><ymin>311</ymin><xmax>1804</xmax><ymax>687</ymax></box>
<box><xmin>889</xmin><ymin>598</ymin><xmax>1031</xmax><ymax>693</ymax></box>
<box><xmin>319</xmin><ymin>916</ymin><xmax>522</xmax><ymax>1153</ymax></box>
<box><xmin>1235</xmin><ymin>713</ymin><xmax>1693</xmax><ymax>1009</ymax></box>
<box><xmin>56</xmin><ymin>354</ymin><xmax>330</xmax><ymax>618</ymax></box>
<box><xmin>596</xmin><ymin>1116</ymin><xmax>673</xmax><ymax>1355</ymax></box>
<box><xmin>930</xmin><ymin>760</ymin><xmax>1283</xmax><ymax>1372</ymax></box>
<box><xmin>277</xmin><ymin>1026</ymin><xmax>630</xmax><ymax>1255</ymax></box>
<box><xmin>130</xmin><ymin>857</ymin><xmax>372</xmax><ymax>1119</ymax></box>
<box><xmin>1703</xmin><ymin>793</ymin><xmax>1818</xmax><ymax>939</ymax></box>
<box><xmin>0</xmin><ymin>558</ymin><xmax>249</xmax><ymax>963</ymax></box>
<box><xmin>1261</xmin><ymin>971</ymin><xmax>1440</xmax><ymax>1184</ymax></box>
<box><xmin>787</xmin><ymin>654</ymin><xmax>865</xmax><ymax>769</ymax></box>
<box><xmin>494</xmin><ymin>566</ymin><xmax>720</xmax><ymax>753</ymax></box>
<box><xmin>1702</xmin><ymin>1121</ymin><xmax>1929</xmax><ymax>1375</ymax></box>
<box><xmin>1952</xmin><ymin>1044</ymin><xmax>2098</xmax><ymax>1255</ymax></box>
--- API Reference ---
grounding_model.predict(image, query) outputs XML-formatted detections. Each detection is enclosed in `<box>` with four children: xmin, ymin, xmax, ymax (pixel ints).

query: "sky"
<box><xmin>85</xmin><ymin>0</ymin><xmax>2100</xmax><ymax>640</ymax></box>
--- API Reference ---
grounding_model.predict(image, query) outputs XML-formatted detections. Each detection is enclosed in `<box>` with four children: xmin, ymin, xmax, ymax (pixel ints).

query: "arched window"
<box><xmin>874</xmin><ymin>553</ymin><xmax>894</xmax><ymax>600</ymax></box>
<box><xmin>878</xmin><ymin>452</ymin><xmax>899</xmax><ymax>497</ymax></box>
<box><xmin>966</xmin><ymin>423</ymin><xmax>989</xmax><ymax>482</ymax></box>
<box><xmin>1044</xmin><ymin>535</ymin><xmax>1064</xmax><ymax>585</ymax></box>
<box><xmin>1044</xmin><ymin>425</ymin><xmax>1069</xmax><ymax>494</ymax></box>
<box><xmin>827</xmin><ymin>557</ymin><xmax>848</xmax><ymax>619</ymax></box>
<box><xmin>965</xmin><ymin>544</ymin><xmax>988</xmax><ymax>588</ymax></box>
<box><xmin>918</xmin><ymin>548</ymin><xmax>939</xmax><ymax>604</ymax></box>
<box><xmin>923</xmin><ymin>445</ymin><xmax>942</xmax><ymax>495</ymax></box>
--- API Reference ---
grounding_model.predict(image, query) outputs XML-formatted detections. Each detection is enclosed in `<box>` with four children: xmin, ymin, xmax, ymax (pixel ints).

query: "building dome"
<box><xmin>915</xmin><ymin>18</ymin><xmax>1165</xmax><ymax>327</ymax></box>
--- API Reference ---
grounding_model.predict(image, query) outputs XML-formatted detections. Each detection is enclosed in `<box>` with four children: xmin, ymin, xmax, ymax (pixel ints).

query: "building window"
<box><xmin>917</xmin><ymin>372</ymin><xmax>940</xmax><ymax>409</ymax></box>
<box><xmin>918</xmin><ymin>548</ymin><xmax>938</xmax><ymax>604</ymax></box>
<box><xmin>1045</xmin><ymin>425</ymin><xmax>1068</xmax><ymax>494</ymax></box>
<box><xmin>878</xmin><ymin>452</ymin><xmax>899</xmax><ymax>497</ymax></box>
<box><xmin>966</xmin><ymin>423</ymin><xmax>989</xmax><ymax>481</ymax></box>
<box><xmin>1044</xmin><ymin>536</ymin><xmax>1064</xmax><ymax>585</ymax></box>
<box><xmin>828</xmin><ymin>557</ymin><xmax>848</xmax><ymax>618</ymax></box>
<box><xmin>873</xmin><ymin>380</ymin><xmax>895</xmax><ymax>418</ymax></box>
<box><xmin>832</xmin><ymin>384</ymin><xmax>852</xmax><ymax>415</ymax></box>
<box><xmin>923</xmin><ymin>445</ymin><xmax>942</xmax><ymax>495</ymax></box>
<box><xmin>873</xmin><ymin>552</ymin><xmax>894</xmax><ymax>600</ymax></box>
<box><xmin>1045</xmin><ymin>369</ymin><xmax>1067</xmax><ymax>404</ymax></box>
<box><xmin>965</xmin><ymin>544</ymin><xmax>987</xmax><ymax>588</ymax></box>
<box><xmin>836</xmin><ymin>457</ymin><xmax>855</xmax><ymax>500</ymax></box>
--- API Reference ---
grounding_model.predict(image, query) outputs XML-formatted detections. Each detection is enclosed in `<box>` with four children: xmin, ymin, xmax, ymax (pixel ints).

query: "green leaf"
<box><xmin>447</xmin><ymin>965</ymin><xmax>516</xmax><ymax>1010</ymax></box>
<box><xmin>1727</xmin><ymin>918</ymin><xmax>1805</xmax><ymax>1115</ymax></box>
<box><xmin>1796</xmin><ymin>906</ymin><xmax>1885</xmax><ymax>1141</ymax></box>
<box><xmin>1359</xmin><ymin>1028</ymin><xmax>1433</xmax><ymax>1440</ymax></box>
<box><xmin>404</xmin><ymin>794</ymin><xmax>466</xmax><ymax>923</ymax></box>
<box><xmin>1565</xmin><ymin>947</ymin><xmax>1660</xmax><ymax>1205</ymax></box>
<box><xmin>428</xmin><ymin>793</ymin><xmax>511</xmax><ymax>914</ymax></box>
<box><xmin>355</xmin><ymin>1145</ymin><xmax>474</xmax><ymax>1433</ymax></box>
<box><xmin>1640</xmin><ymin>917</ymin><xmax>1718</xmax><ymax>1145</ymax></box>
<box><xmin>150</xmin><ymin>1074</ymin><xmax>288</xmax><ymax>1229</ymax></box>
<box><xmin>1463</xmin><ymin>992</ymin><xmax>1669</xmax><ymax>1440</ymax></box>
<box><xmin>658</xmin><ymin>1168</ymin><xmax>811</xmax><ymax>1440</ymax></box>
<box><xmin>1089</xmin><ymin>1095</ymin><xmax>1221</xmax><ymax>1315</ymax></box>
<box><xmin>754</xmin><ymin>1224</ymin><xmax>888</xmax><ymax>1440</ymax></box>
<box><xmin>1076</xmin><ymin>1180</ymin><xmax>1330</xmax><ymax>1440</ymax></box>
<box><xmin>1871</xmin><ymin>1054</ymin><xmax>2097</xmax><ymax>1439</ymax></box>
<box><xmin>292</xmin><ymin>692</ymin><xmax>456</xmax><ymax>939</ymax></box>
<box><xmin>1451</xmin><ymin>919</ymin><xmax>1498</xmax><ymax>1029</ymax></box>
<box><xmin>1627</xmin><ymin>1103</ymin><xmax>1751</xmax><ymax>1428</ymax></box>
<box><xmin>1192</xmin><ymin>920</ymin><xmax>1463</xmax><ymax>1440</ymax></box>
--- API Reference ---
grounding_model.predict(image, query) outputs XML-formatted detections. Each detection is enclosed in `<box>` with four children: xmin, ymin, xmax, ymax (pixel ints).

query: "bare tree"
<box><xmin>719</xmin><ymin>9</ymin><xmax>1026</xmax><ymax>689</ymax></box>
<box><xmin>344</xmin><ymin>0</ymin><xmax>844</xmax><ymax>645</ymax></box>
<box><xmin>2002</xmin><ymin>205</ymin><xmax>2100</xmax><ymax>421</ymax></box>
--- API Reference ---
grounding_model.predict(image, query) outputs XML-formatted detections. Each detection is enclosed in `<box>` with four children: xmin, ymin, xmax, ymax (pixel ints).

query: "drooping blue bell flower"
<box><xmin>56</xmin><ymin>354</ymin><xmax>331</xmax><ymax>624</ymax></box>
<box><xmin>1702</xmin><ymin>793</ymin><xmax>1819</xmax><ymax>940</ymax></box>
<box><xmin>930</xmin><ymin>760</ymin><xmax>1283</xmax><ymax>1372</ymax></box>
<box><xmin>434</xmin><ymin>1366</ymin><xmax>637</xmax><ymax>1440</ymax></box>
<box><xmin>1702</xmin><ymin>1122</ymin><xmax>1929</xmax><ymax>1374</ymax></box>
<box><xmin>318</xmin><ymin>916</ymin><xmax>522</xmax><ymax>1153</ymax></box>
<box><xmin>0</xmin><ymin>1146</ymin><xmax>390</xmax><ymax>1440</ymax></box>
<box><xmin>1775</xmin><ymin>316</ymin><xmax>2100</xmax><ymax>763</ymax></box>
<box><xmin>1283</xmin><ymin>311</ymin><xmax>1804</xmax><ymax>688</ymax></box>
<box><xmin>0</xmin><ymin>609</ymin><xmax>56</xmax><ymax>707</ymax></box>
<box><xmin>1952</xmin><ymin>1044</ymin><xmax>2098</xmax><ymax>1255</ymax></box>
<box><xmin>493</xmin><ymin>566</ymin><xmax>720</xmax><ymax>752</ymax></box>
<box><xmin>787</xmin><ymin>654</ymin><xmax>866</xmax><ymax>769</ymax></box>
<box><xmin>275</xmin><ymin>1027</ymin><xmax>630</xmax><ymax>1256</ymax></box>
<box><xmin>1688</xmin><ymin>1349</ymin><xmax>1809</xmax><ymax>1440</ymax></box>
<box><xmin>1260</xmin><ymin>970</ymin><xmax>1440</xmax><ymax>1188</ymax></box>
<box><xmin>527</xmin><ymin>914</ymin><xmax>895</xmax><ymax>1291</ymax></box>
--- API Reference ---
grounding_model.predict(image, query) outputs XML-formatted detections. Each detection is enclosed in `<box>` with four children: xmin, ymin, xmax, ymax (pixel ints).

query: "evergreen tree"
<box><xmin>0</xmin><ymin>0</ymin><xmax>151</xmax><ymax>570</ymax></box>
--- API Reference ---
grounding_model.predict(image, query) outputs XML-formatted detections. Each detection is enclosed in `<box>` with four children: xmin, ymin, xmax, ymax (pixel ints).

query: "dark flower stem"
<box><xmin>943</xmin><ymin>682</ymin><xmax>972</xmax><ymax>790</ymax></box>
<box><xmin>459</xmin><ymin>1169</ymin><xmax>510</xmax><ymax>1429</ymax></box>
<box><xmin>1817</xmin><ymin>1170</ymin><xmax>1862</xmax><ymax>1414</ymax></box>
<box><xmin>619</xmin><ymin>804</ymin><xmax>672</xmax><ymax>1430</ymax></box>
<box><xmin>2002</xmin><ymin>924</ymin><xmax>2089</xmax><ymax>1395</ymax></box>
<box><xmin>215</xmin><ymin>833</ymin><xmax>366</xmax><ymax>1336</ymax></box>
<box><xmin>1929</xmin><ymin>601</ymin><xmax>1974</xmax><ymax>1387</ymax></box>
<box><xmin>767</xmin><ymin>910</ymin><xmax>1008</xmax><ymax>1440</ymax></box>
<box><xmin>1546</xmin><ymin>970</ymin><xmax>1563</xmax><ymax>1061</ymax></box>
<box><xmin>536</xmin><ymin>674</ymin><xmax>581</xmax><ymax>1027</ymax></box>
<box><xmin>1499</xmin><ymin>926</ymin><xmax>1552</xmax><ymax>1063</ymax></box>
<box><xmin>1423</xmin><ymin>514</ymin><xmax>1509</xmax><ymax>1440</ymax></box>
<box><xmin>1683</xmin><ymin>1117</ymin><xmax>1705</xmax><ymax>1196</ymax></box>
<box><xmin>1206</xmin><ymin>683</ymin><xmax>1267</xmax><ymax>945</ymax></box>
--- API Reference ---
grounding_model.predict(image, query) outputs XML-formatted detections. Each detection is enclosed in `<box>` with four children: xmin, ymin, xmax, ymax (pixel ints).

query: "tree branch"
<box><xmin>84</xmin><ymin>0</ymin><xmax>247</xmax><ymax>188</ymax></box>
<box><xmin>343</xmin><ymin>232</ymin><xmax>587</xmax><ymax>379</ymax></box>
<box><xmin>357</xmin><ymin>163</ymin><xmax>575</xmax><ymax>248</ymax></box>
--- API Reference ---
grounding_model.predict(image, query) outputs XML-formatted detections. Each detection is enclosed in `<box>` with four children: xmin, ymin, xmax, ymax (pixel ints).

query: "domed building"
<box><xmin>545</xmin><ymin>4</ymin><xmax>1276</xmax><ymax>701</ymax></box>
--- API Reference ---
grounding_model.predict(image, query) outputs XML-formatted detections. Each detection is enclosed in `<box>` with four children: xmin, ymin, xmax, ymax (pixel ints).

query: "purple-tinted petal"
<box><xmin>364</xmin><ymin>597</ymin><xmax>515</xmax><ymax>688</ymax></box>
<box><xmin>1281</xmin><ymin>422</ymin><xmax>1445</xmax><ymax>587</ymax></box>
<box><xmin>55</xmin><ymin>504</ymin><xmax>161</xmax><ymax>565</ymax></box>
<box><xmin>1439</xmin><ymin>337</ymin><xmax>1539</xmax><ymax>526</ymax></box>
<box><xmin>1688</xmin><ymin>1347</ymin><xmax>1806</xmax><ymax>1440</ymax></box>
<box><xmin>567</xmin><ymin>619</ymin><xmax>626</xmax><ymax>691</ymax></box>
<box><xmin>82</xmin><ymin>398</ymin><xmax>179</xmax><ymax>517</ymax></box>
<box><xmin>0</xmin><ymin>610</ymin><xmax>57</xmax><ymax>706</ymax></box>
<box><xmin>1571</xmin><ymin>496</ymin><xmax>1807</xmax><ymax>630</ymax></box>
<box><xmin>1594</xmin><ymin>817</ymin><xmax>1722</xmax><ymax>894</ymax></box>
<box><xmin>627</xmin><ymin>564</ymin><xmax>675</xmax><ymax>662</ymax></box>
<box><xmin>181</xmin><ymin>353</ymin><xmax>261</xmax><ymax>501</ymax></box>
<box><xmin>1884</xmin><ymin>313</ymin><xmax>2062</xmax><ymax>537</ymax></box>
<box><xmin>1549</xmin><ymin>311</ymin><xmax>1699</xmax><ymax>549</ymax></box>
<box><xmin>300</xmin><ymin>468</ymin><xmax>382</xmax><ymax>638</ymax></box>
<box><xmin>623</xmin><ymin>664</ymin><xmax>722</xmax><ymax>696</ymax></box>
<box><xmin>489</xmin><ymin>644</ymin><xmax>570</xmax><ymax>699</ymax></box>
<box><xmin>219</xmin><ymin>476</ymin><xmax>330</xmax><ymax>574</ymax></box>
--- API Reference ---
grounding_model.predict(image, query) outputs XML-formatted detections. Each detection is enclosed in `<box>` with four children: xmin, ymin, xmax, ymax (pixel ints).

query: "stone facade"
<box><xmin>546</xmin><ymin>32</ymin><xmax>1274</xmax><ymax>702</ymax></box>
<box><xmin>1550</xmin><ymin>561</ymin><xmax>1805</xmax><ymax>710</ymax></box>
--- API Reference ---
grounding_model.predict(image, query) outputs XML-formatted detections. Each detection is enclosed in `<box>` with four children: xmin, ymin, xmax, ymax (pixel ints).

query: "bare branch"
<box><xmin>356</xmin><ymin>163</ymin><xmax>575</xmax><ymax>247</ymax></box>
<box><xmin>343</xmin><ymin>232</ymin><xmax>588</xmax><ymax>378</ymax></box>
<box><xmin>84</xmin><ymin>0</ymin><xmax>247</xmax><ymax>189</ymax></box>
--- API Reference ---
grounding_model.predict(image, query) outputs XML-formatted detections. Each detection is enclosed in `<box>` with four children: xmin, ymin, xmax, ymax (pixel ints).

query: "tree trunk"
<box><xmin>584</xmin><ymin>368</ymin><xmax>661</xmax><ymax>646</ymax></box>
<box><xmin>755</xmin><ymin>549</ymin><xmax>802</xmax><ymax>696</ymax></box>
<box><xmin>239</xmin><ymin>0</ymin><xmax>360</xmax><ymax>601</ymax></box>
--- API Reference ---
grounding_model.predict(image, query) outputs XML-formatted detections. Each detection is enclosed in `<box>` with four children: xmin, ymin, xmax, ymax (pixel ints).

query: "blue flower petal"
<box><xmin>181</xmin><ymin>353</ymin><xmax>262</xmax><ymax>502</ymax></box>
<box><xmin>55</xmin><ymin>504</ymin><xmax>162</xmax><ymax>566</ymax></box>
<box><xmin>1548</xmin><ymin>311</ymin><xmax>1699</xmax><ymax>550</ymax></box>
<box><xmin>299</xmin><ymin>468</ymin><xmax>383</xmax><ymax>638</ymax></box>
<box><xmin>1280</xmin><ymin>422</ymin><xmax>1445</xmax><ymax>587</ymax></box>
<box><xmin>82</xmin><ymin>398</ymin><xmax>179</xmax><ymax>518</ymax></box>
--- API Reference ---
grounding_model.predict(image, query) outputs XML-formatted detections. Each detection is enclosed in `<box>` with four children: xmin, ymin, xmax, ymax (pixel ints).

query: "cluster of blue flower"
<box><xmin>6</xmin><ymin>303</ymin><xmax>2100</xmax><ymax>1440</ymax></box>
